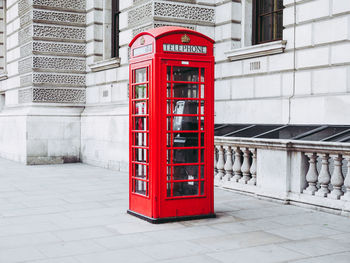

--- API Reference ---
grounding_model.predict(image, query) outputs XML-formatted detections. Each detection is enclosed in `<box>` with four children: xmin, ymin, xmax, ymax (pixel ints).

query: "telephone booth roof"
<box><xmin>129</xmin><ymin>26</ymin><xmax>215</xmax><ymax>47</ymax></box>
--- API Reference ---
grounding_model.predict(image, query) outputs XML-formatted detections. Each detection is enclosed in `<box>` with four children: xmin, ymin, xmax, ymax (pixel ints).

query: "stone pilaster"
<box><xmin>18</xmin><ymin>0</ymin><xmax>86</xmax><ymax>105</ymax></box>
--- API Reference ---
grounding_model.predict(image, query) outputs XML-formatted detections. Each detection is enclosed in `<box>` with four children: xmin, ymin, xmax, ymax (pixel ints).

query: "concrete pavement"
<box><xmin>0</xmin><ymin>158</ymin><xmax>349</xmax><ymax>263</ymax></box>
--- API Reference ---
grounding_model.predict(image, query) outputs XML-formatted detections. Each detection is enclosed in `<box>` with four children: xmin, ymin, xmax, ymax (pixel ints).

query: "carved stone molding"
<box><xmin>32</xmin><ymin>0</ymin><xmax>86</xmax><ymax>11</ymax></box>
<box><xmin>128</xmin><ymin>1</ymin><xmax>214</xmax><ymax>28</ymax></box>
<box><xmin>33</xmin><ymin>10</ymin><xmax>86</xmax><ymax>26</ymax></box>
<box><xmin>153</xmin><ymin>2</ymin><xmax>214</xmax><ymax>24</ymax></box>
<box><xmin>19</xmin><ymin>56</ymin><xmax>86</xmax><ymax>74</ymax></box>
<box><xmin>32</xmin><ymin>73</ymin><xmax>86</xmax><ymax>86</ymax></box>
<box><xmin>32</xmin><ymin>56</ymin><xmax>86</xmax><ymax>72</ymax></box>
<box><xmin>18</xmin><ymin>87</ymin><xmax>86</xmax><ymax>104</ymax></box>
<box><xmin>33</xmin><ymin>25</ymin><xmax>86</xmax><ymax>42</ymax></box>
<box><xmin>128</xmin><ymin>2</ymin><xmax>153</xmax><ymax>27</ymax></box>
<box><xmin>32</xmin><ymin>41</ymin><xmax>86</xmax><ymax>56</ymax></box>
<box><xmin>132</xmin><ymin>22</ymin><xmax>195</xmax><ymax>37</ymax></box>
<box><xmin>154</xmin><ymin>22</ymin><xmax>195</xmax><ymax>30</ymax></box>
<box><xmin>32</xmin><ymin>87</ymin><xmax>86</xmax><ymax>103</ymax></box>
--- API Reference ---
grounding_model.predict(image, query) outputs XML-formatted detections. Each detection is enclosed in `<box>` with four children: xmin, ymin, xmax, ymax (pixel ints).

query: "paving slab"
<box><xmin>0</xmin><ymin>158</ymin><xmax>350</xmax><ymax>263</ymax></box>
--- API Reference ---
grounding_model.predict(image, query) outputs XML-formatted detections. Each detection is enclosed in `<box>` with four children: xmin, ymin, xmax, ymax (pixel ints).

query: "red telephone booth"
<box><xmin>128</xmin><ymin>26</ymin><xmax>215</xmax><ymax>223</ymax></box>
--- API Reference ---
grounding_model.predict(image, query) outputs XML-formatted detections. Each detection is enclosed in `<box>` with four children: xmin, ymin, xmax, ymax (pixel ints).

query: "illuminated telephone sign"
<box><xmin>128</xmin><ymin>26</ymin><xmax>215</xmax><ymax>223</ymax></box>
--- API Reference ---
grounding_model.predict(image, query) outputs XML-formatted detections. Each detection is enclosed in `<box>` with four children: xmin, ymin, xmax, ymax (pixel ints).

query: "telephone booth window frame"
<box><xmin>164</xmin><ymin>62</ymin><xmax>208</xmax><ymax>199</ymax></box>
<box><xmin>130</xmin><ymin>64</ymin><xmax>151</xmax><ymax>197</ymax></box>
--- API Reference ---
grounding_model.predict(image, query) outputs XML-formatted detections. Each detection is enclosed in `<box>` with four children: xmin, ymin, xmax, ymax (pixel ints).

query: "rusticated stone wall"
<box><xmin>17</xmin><ymin>0</ymin><xmax>86</xmax><ymax>104</ymax></box>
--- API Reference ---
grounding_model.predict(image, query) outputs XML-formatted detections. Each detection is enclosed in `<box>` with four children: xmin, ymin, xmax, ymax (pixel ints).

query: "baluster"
<box><xmin>328</xmin><ymin>154</ymin><xmax>344</xmax><ymax>200</ymax></box>
<box><xmin>223</xmin><ymin>146</ymin><xmax>233</xmax><ymax>182</ymax></box>
<box><xmin>232</xmin><ymin>147</ymin><xmax>242</xmax><ymax>182</ymax></box>
<box><xmin>248</xmin><ymin>148</ymin><xmax>257</xmax><ymax>185</ymax></box>
<box><xmin>216</xmin><ymin>145</ymin><xmax>225</xmax><ymax>181</ymax></box>
<box><xmin>239</xmin><ymin>148</ymin><xmax>251</xmax><ymax>184</ymax></box>
<box><xmin>303</xmin><ymin>153</ymin><xmax>319</xmax><ymax>195</ymax></box>
<box><xmin>315</xmin><ymin>153</ymin><xmax>331</xmax><ymax>197</ymax></box>
<box><xmin>341</xmin><ymin>155</ymin><xmax>350</xmax><ymax>201</ymax></box>
<box><xmin>214</xmin><ymin>146</ymin><xmax>217</xmax><ymax>178</ymax></box>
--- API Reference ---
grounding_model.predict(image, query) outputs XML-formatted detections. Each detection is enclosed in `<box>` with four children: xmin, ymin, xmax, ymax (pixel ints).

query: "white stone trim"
<box><xmin>225</xmin><ymin>40</ymin><xmax>287</xmax><ymax>61</ymax></box>
<box><xmin>89</xmin><ymin>57</ymin><xmax>121</xmax><ymax>72</ymax></box>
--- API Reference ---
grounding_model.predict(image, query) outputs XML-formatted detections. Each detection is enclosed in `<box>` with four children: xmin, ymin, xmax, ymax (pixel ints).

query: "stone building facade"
<box><xmin>0</xmin><ymin>0</ymin><xmax>349</xmax><ymax>171</ymax></box>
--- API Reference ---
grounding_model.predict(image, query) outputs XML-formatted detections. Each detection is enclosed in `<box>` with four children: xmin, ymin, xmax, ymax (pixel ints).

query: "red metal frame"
<box><xmin>128</xmin><ymin>27</ymin><xmax>215</xmax><ymax>222</ymax></box>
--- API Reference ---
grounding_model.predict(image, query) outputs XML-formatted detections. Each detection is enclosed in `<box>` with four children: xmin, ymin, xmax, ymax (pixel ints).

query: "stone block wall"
<box><xmin>215</xmin><ymin>0</ymin><xmax>350</xmax><ymax>125</ymax></box>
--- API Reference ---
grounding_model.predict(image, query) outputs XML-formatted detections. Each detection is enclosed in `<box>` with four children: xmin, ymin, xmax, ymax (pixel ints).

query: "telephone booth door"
<box><xmin>129</xmin><ymin>61</ymin><xmax>152</xmax><ymax>217</ymax></box>
<box><xmin>160</xmin><ymin>60</ymin><xmax>214</xmax><ymax>218</ymax></box>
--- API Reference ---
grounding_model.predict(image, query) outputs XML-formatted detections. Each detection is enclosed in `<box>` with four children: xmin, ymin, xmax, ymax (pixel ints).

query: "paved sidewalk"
<box><xmin>0</xmin><ymin>158</ymin><xmax>349</xmax><ymax>263</ymax></box>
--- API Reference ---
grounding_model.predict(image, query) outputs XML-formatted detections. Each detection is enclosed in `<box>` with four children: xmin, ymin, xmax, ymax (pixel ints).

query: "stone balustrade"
<box><xmin>214</xmin><ymin>136</ymin><xmax>350</xmax><ymax>215</ymax></box>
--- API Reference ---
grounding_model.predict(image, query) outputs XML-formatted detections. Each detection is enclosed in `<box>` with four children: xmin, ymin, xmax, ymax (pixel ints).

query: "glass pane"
<box><xmin>201</xmin><ymin>133</ymin><xmax>205</xmax><ymax>147</ymax></box>
<box><xmin>134</xmin><ymin>101</ymin><xmax>147</xmax><ymax>115</ymax></box>
<box><xmin>200</xmin><ymin>68</ymin><xmax>205</xmax><ymax>82</ymax></box>
<box><xmin>167</xmin><ymin>83</ymin><xmax>171</xmax><ymax>97</ymax></box>
<box><xmin>167</xmin><ymin>117</ymin><xmax>172</xmax><ymax>131</ymax></box>
<box><xmin>173</xmin><ymin>100</ymin><xmax>199</xmax><ymax>115</ymax></box>
<box><xmin>167</xmin><ymin>100</ymin><xmax>172</xmax><ymax>114</ymax></box>
<box><xmin>173</xmin><ymin>116</ymin><xmax>199</xmax><ymax>131</ymax></box>
<box><xmin>173</xmin><ymin>133</ymin><xmax>199</xmax><ymax>147</ymax></box>
<box><xmin>173</xmin><ymin>149</ymin><xmax>199</xmax><ymax>164</ymax></box>
<box><xmin>173</xmin><ymin>165</ymin><xmax>199</xmax><ymax>180</ymax></box>
<box><xmin>173</xmin><ymin>181</ymin><xmax>199</xmax><ymax>196</ymax></box>
<box><xmin>135</xmin><ymin>84</ymin><xmax>147</xmax><ymax>99</ymax></box>
<box><xmin>166</xmin><ymin>133</ymin><xmax>173</xmax><ymax>147</ymax></box>
<box><xmin>167</xmin><ymin>182</ymin><xmax>171</xmax><ymax>197</ymax></box>
<box><xmin>200</xmin><ymin>101</ymin><xmax>204</xmax><ymax>114</ymax></box>
<box><xmin>200</xmin><ymin>165</ymin><xmax>204</xmax><ymax>179</ymax></box>
<box><xmin>260</xmin><ymin>15</ymin><xmax>273</xmax><ymax>42</ymax></box>
<box><xmin>276</xmin><ymin>0</ymin><xmax>284</xmax><ymax>10</ymax></box>
<box><xmin>167</xmin><ymin>66</ymin><xmax>171</xmax><ymax>81</ymax></box>
<box><xmin>173</xmin><ymin>67</ymin><xmax>199</xmax><ymax>82</ymax></box>
<box><xmin>200</xmin><ymin>181</ymin><xmax>205</xmax><ymax>195</ymax></box>
<box><xmin>275</xmin><ymin>11</ymin><xmax>283</xmax><ymax>39</ymax></box>
<box><xmin>134</xmin><ymin>132</ymin><xmax>147</xmax><ymax>146</ymax></box>
<box><xmin>134</xmin><ymin>117</ymin><xmax>148</xmax><ymax>131</ymax></box>
<box><xmin>134</xmin><ymin>164</ymin><xmax>147</xmax><ymax>179</ymax></box>
<box><xmin>134</xmin><ymin>148</ymin><xmax>148</xmax><ymax>163</ymax></box>
<box><xmin>135</xmin><ymin>180</ymin><xmax>147</xmax><ymax>195</ymax></box>
<box><xmin>200</xmin><ymin>149</ymin><xmax>204</xmax><ymax>163</ymax></box>
<box><xmin>135</xmin><ymin>68</ymin><xmax>147</xmax><ymax>83</ymax></box>
<box><xmin>260</xmin><ymin>0</ymin><xmax>273</xmax><ymax>13</ymax></box>
<box><xmin>173</xmin><ymin>83</ymin><xmax>198</xmax><ymax>98</ymax></box>
<box><xmin>200</xmin><ymin>85</ymin><xmax>205</xmax><ymax>98</ymax></box>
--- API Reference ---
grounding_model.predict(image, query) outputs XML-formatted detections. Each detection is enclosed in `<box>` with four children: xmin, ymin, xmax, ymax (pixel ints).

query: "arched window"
<box><xmin>253</xmin><ymin>0</ymin><xmax>283</xmax><ymax>44</ymax></box>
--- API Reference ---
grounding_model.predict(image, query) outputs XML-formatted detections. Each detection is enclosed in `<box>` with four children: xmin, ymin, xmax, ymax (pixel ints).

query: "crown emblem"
<box><xmin>140</xmin><ymin>36</ymin><xmax>145</xmax><ymax>45</ymax></box>
<box><xmin>181</xmin><ymin>34</ymin><xmax>190</xmax><ymax>43</ymax></box>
